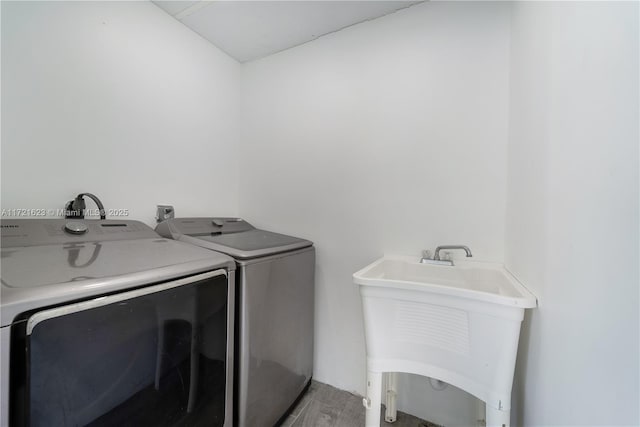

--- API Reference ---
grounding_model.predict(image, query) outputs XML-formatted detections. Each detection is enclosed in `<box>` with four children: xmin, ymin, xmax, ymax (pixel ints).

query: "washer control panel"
<box><xmin>159</xmin><ymin>217</ymin><xmax>254</xmax><ymax>236</ymax></box>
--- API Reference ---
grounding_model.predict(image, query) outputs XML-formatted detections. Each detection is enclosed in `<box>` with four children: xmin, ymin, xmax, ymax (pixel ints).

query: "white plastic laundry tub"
<box><xmin>354</xmin><ymin>256</ymin><xmax>536</xmax><ymax>427</ymax></box>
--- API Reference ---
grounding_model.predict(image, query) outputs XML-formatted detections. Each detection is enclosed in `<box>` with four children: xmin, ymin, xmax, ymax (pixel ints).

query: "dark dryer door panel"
<box><xmin>11</xmin><ymin>270</ymin><xmax>230</xmax><ymax>427</ymax></box>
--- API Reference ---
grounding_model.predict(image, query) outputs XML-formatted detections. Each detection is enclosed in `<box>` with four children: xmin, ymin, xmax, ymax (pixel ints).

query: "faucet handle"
<box><xmin>422</xmin><ymin>250</ymin><xmax>432</xmax><ymax>259</ymax></box>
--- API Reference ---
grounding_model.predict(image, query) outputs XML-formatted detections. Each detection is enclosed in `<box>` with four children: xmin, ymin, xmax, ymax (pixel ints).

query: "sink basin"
<box><xmin>353</xmin><ymin>255</ymin><xmax>536</xmax><ymax>308</ymax></box>
<box><xmin>354</xmin><ymin>255</ymin><xmax>537</xmax><ymax>427</ymax></box>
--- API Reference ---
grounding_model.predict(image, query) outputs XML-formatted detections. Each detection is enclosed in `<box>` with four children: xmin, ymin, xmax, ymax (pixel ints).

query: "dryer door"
<box><xmin>10</xmin><ymin>269</ymin><xmax>232</xmax><ymax>427</ymax></box>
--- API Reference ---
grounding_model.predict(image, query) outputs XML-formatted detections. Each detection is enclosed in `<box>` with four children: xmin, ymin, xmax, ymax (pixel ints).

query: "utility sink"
<box><xmin>353</xmin><ymin>255</ymin><xmax>537</xmax><ymax>427</ymax></box>
<box><xmin>353</xmin><ymin>255</ymin><xmax>536</xmax><ymax>308</ymax></box>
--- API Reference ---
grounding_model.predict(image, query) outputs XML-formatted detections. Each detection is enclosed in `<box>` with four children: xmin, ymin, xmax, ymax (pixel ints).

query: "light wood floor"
<box><xmin>280</xmin><ymin>380</ymin><xmax>440</xmax><ymax>427</ymax></box>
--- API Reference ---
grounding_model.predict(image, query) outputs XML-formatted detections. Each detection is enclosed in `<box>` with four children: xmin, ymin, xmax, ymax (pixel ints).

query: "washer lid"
<box><xmin>155</xmin><ymin>218</ymin><xmax>313</xmax><ymax>259</ymax></box>
<box><xmin>196</xmin><ymin>229</ymin><xmax>312</xmax><ymax>259</ymax></box>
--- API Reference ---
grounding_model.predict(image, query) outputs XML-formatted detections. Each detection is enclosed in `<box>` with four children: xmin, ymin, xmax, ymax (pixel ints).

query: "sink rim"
<box><xmin>353</xmin><ymin>255</ymin><xmax>537</xmax><ymax>308</ymax></box>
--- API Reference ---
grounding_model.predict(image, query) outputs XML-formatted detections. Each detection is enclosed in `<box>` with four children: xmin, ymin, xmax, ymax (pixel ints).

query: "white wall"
<box><xmin>1</xmin><ymin>1</ymin><xmax>241</xmax><ymax>225</ymax></box>
<box><xmin>239</xmin><ymin>2</ymin><xmax>511</xmax><ymax>425</ymax></box>
<box><xmin>506</xmin><ymin>2</ymin><xmax>639</xmax><ymax>426</ymax></box>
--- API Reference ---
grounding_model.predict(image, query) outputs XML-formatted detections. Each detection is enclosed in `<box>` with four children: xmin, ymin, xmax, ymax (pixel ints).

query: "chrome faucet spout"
<box><xmin>433</xmin><ymin>245</ymin><xmax>472</xmax><ymax>261</ymax></box>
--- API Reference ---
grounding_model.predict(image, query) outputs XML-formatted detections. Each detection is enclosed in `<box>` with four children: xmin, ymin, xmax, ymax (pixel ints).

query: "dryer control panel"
<box><xmin>1</xmin><ymin>219</ymin><xmax>159</xmax><ymax>247</ymax></box>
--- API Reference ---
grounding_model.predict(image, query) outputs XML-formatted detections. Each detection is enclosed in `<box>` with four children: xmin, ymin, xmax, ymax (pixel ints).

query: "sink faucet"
<box><xmin>420</xmin><ymin>245</ymin><xmax>473</xmax><ymax>266</ymax></box>
<box><xmin>434</xmin><ymin>245</ymin><xmax>472</xmax><ymax>260</ymax></box>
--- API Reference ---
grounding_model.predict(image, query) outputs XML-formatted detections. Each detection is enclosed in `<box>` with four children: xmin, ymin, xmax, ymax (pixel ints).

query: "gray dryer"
<box><xmin>1</xmin><ymin>219</ymin><xmax>236</xmax><ymax>427</ymax></box>
<box><xmin>156</xmin><ymin>218</ymin><xmax>314</xmax><ymax>427</ymax></box>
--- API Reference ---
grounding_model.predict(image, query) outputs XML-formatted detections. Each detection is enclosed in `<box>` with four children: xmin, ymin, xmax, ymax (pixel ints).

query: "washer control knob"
<box><xmin>64</xmin><ymin>221</ymin><xmax>88</xmax><ymax>235</ymax></box>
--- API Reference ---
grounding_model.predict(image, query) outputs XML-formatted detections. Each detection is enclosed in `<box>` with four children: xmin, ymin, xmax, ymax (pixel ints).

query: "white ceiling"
<box><xmin>153</xmin><ymin>1</ymin><xmax>421</xmax><ymax>62</ymax></box>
